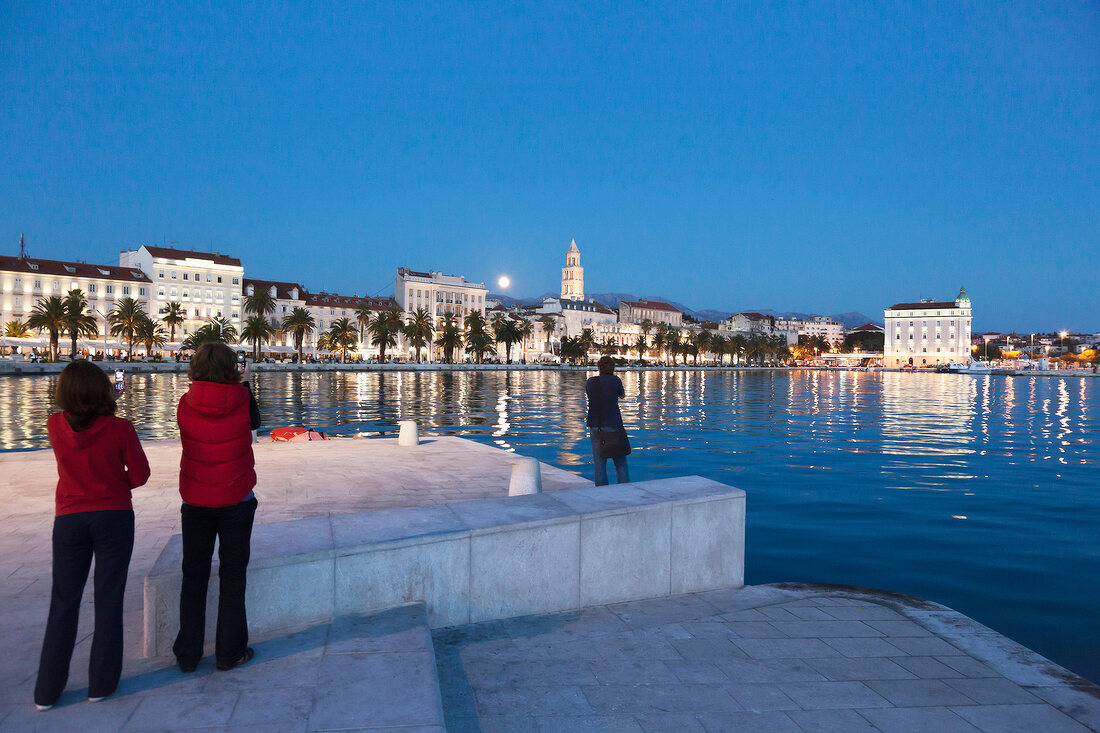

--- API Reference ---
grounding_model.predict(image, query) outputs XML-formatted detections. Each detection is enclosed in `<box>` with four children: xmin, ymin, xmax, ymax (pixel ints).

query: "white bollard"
<box><xmin>397</xmin><ymin>420</ymin><xmax>420</xmax><ymax>446</ymax></box>
<box><xmin>508</xmin><ymin>457</ymin><xmax>542</xmax><ymax>496</ymax></box>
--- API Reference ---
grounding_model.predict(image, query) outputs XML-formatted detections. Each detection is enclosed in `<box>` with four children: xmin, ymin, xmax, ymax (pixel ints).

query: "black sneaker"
<box><xmin>216</xmin><ymin>647</ymin><xmax>254</xmax><ymax>671</ymax></box>
<box><xmin>177</xmin><ymin>657</ymin><xmax>199</xmax><ymax>674</ymax></box>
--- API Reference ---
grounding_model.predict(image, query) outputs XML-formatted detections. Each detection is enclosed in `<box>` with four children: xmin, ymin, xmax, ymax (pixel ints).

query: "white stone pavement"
<box><xmin>2</xmin><ymin>436</ymin><xmax>1099</xmax><ymax>732</ymax></box>
<box><xmin>0</xmin><ymin>436</ymin><xmax>587</xmax><ymax>731</ymax></box>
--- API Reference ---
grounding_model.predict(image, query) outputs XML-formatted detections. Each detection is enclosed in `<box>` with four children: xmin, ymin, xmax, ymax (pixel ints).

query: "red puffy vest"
<box><xmin>177</xmin><ymin>381</ymin><xmax>256</xmax><ymax>507</ymax></box>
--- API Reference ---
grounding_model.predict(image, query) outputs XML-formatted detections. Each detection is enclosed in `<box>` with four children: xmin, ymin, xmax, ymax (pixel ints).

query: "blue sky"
<box><xmin>2</xmin><ymin>2</ymin><xmax>1097</xmax><ymax>331</ymax></box>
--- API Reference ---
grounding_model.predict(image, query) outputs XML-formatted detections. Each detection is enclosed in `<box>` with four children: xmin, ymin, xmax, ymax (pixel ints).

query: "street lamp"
<box><xmin>984</xmin><ymin>336</ymin><xmax>991</xmax><ymax>361</ymax></box>
<box><xmin>1059</xmin><ymin>330</ymin><xmax>1068</xmax><ymax>355</ymax></box>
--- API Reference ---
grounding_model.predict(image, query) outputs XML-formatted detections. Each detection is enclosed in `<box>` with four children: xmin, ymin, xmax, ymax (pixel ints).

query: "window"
<box><xmin>171</xmin><ymin>271</ymin><xmax>177</xmax><ymax>279</ymax></box>
<box><xmin>33</xmin><ymin>280</ymin><xmax>41</xmax><ymax>289</ymax></box>
<box><xmin>159</xmin><ymin>288</ymin><xmax>166</xmax><ymax>297</ymax></box>
<box><xmin>159</xmin><ymin>271</ymin><xmax>165</xmax><ymax>279</ymax></box>
<box><xmin>139</xmin><ymin>287</ymin><xmax>146</xmax><ymax>296</ymax></box>
<box><xmin>105</xmin><ymin>285</ymin><xmax>114</xmax><ymax>294</ymax></box>
<box><xmin>206</xmin><ymin>274</ymin><xmax>211</xmax><ymax>282</ymax></box>
<box><xmin>29</xmin><ymin>263</ymin><xmax>39</xmax><ymax>271</ymax></box>
<box><xmin>183</xmin><ymin>273</ymin><xmax>189</xmax><ymax>280</ymax></box>
<box><xmin>195</xmin><ymin>273</ymin><xmax>201</xmax><ymax>281</ymax></box>
<box><xmin>89</xmin><ymin>283</ymin><xmax>97</xmax><ymax>293</ymax></box>
<box><xmin>183</xmin><ymin>291</ymin><xmax>189</xmax><ymax>298</ymax></box>
<box><xmin>232</xmin><ymin>311</ymin><xmax>239</xmax><ymax>319</ymax></box>
<box><xmin>232</xmin><ymin>277</ymin><xmax>239</xmax><ymax>285</ymax></box>
<box><xmin>217</xmin><ymin>276</ymin><xmax>222</xmax><ymax>284</ymax></box>
<box><xmin>13</xmin><ymin>278</ymin><xmax>22</xmax><ymax>288</ymax></box>
<box><xmin>122</xmin><ymin>286</ymin><xmax>130</xmax><ymax>295</ymax></box>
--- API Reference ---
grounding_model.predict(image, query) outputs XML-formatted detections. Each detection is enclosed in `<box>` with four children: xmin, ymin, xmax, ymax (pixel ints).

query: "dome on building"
<box><xmin>955</xmin><ymin>286</ymin><xmax>971</xmax><ymax>306</ymax></box>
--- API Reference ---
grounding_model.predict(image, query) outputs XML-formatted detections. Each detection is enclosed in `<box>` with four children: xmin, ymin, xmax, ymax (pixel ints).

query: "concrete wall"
<box><xmin>144</xmin><ymin>476</ymin><xmax>745</xmax><ymax>657</ymax></box>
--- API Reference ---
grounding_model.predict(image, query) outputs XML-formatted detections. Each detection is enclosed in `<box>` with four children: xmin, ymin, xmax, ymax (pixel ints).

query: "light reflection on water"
<box><xmin>3</xmin><ymin>369</ymin><xmax>1099</xmax><ymax>683</ymax></box>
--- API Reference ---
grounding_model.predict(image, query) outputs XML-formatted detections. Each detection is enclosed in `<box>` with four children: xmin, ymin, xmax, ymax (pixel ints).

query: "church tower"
<box><xmin>560</xmin><ymin>238</ymin><xmax>584</xmax><ymax>301</ymax></box>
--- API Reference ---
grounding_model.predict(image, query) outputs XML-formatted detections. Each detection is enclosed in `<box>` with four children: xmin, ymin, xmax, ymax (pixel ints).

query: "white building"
<box><xmin>395</xmin><ymin>268</ymin><xmax>487</xmax><ymax>324</ymax></box>
<box><xmin>242</xmin><ymin>279</ymin><xmax>306</xmax><ymax>349</ymax></box>
<box><xmin>719</xmin><ymin>312</ymin><xmax>798</xmax><ymax>345</ymax></box>
<box><xmin>775</xmin><ymin>316</ymin><xmax>845</xmax><ymax>344</ymax></box>
<box><xmin>305</xmin><ymin>292</ymin><xmax>398</xmax><ymax>350</ymax></box>
<box><xmin>1</xmin><ymin>251</ymin><xmax>152</xmax><ymax>349</ymax></box>
<box><xmin>619</xmin><ymin>299</ymin><xmax>684</xmax><ymax>328</ymax></box>
<box><xmin>883</xmin><ymin>287</ymin><xmax>973</xmax><ymax>368</ymax></box>
<box><xmin>561</xmin><ymin>238</ymin><xmax>584</xmax><ymax>301</ymax></box>
<box><xmin>534</xmin><ymin>297</ymin><xmax>617</xmax><ymax>337</ymax></box>
<box><xmin>120</xmin><ymin>245</ymin><xmax>245</xmax><ymax>338</ymax></box>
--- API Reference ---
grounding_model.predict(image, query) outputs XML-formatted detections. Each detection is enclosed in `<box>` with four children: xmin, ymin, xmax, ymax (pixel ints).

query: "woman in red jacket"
<box><xmin>35</xmin><ymin>360</ymin><xmax>150</xmax><ymax>711</ymax></box>
<box><xmin>173</xmin><ymin>341</ymin><xmax>260</xmax><ymax>673</ymax></box>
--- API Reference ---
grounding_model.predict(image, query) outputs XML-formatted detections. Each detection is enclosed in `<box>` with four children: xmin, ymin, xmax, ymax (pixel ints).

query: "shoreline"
<box><xmin>0</xmin><ymin>360</ymin><xmax>1095</xmax><ymax>378</ymax></box>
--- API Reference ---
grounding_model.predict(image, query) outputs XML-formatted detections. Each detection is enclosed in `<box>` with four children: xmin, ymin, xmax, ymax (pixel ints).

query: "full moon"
<box><xmin>497</xmin><ymin>276</ymin><xmax>510</xmax><ymax>289</ymax></box>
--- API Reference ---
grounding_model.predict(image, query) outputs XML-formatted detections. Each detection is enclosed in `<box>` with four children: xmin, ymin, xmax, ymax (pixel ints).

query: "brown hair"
<box><xmin>56</xmin><ymin>360</ymin><xmax>116</xmax><ymax>431</ymax></box>
<box><xmin>189</xmin><ymin>341</ymin><xmax>241</xmax><ymax>384</ymax></box>
<box><xmin>598</xmin><ymin>356</ymin><xmax>616</xmax><ymax>375</ymax></box>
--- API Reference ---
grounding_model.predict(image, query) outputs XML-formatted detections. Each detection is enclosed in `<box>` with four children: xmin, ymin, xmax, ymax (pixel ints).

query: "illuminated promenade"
<box><xmin>1</xmin><ymin>438</ymin><xmax>1098</xmax><ymax>731</ymax></box>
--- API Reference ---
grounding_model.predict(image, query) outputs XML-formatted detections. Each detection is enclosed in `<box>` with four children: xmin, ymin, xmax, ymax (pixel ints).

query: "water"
<box><xmin>3</xmin><ymin>369</ymin><xmax>1098</xmax><ymax>683</ymax></box>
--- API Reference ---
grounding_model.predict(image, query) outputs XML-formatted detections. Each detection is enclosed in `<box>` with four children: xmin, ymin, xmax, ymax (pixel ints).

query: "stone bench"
<box><xmin>144</xmin><ymin>475</ymin><xmax>745</xmax><ymax>657</ymax></box>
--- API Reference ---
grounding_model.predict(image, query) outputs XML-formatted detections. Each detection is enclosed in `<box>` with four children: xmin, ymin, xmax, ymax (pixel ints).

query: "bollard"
<box><xmin>508</xmin><ymin>457</ymin><xmax>542</xmax><ymax>496</ymax></box>
<box><xmin>398</xmin><ymin>420</ymin><xmax>420</xmax><ymax>446</ymax></box>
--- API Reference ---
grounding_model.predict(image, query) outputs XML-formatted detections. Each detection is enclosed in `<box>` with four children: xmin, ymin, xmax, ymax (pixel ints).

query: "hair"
<box><xmin>55</xmin><ymin>360</ymin><xmax>116</xmax><ymax>432</ymax></box>
<box><xmin>597</xmin><ymin>356</ymin><xmax>616</xmax><ymax>375</ymax></box>
<box><xmin>189</xmin><ymin>341</ymin><xmax>241</xmax><ymax>384</ymax></box>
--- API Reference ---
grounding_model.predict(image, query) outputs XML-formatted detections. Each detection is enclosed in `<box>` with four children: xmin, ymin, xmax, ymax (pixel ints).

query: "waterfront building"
<box><xmin>395</xmin><ymin>267</ymin><xmax>487</xmax><ymax>324</ymax></box>
<box><xmin>719</xmin><ymin>312</ymin><xmax>798</xmax><ymax>345</ymax></box>
<box><xmin>120</xmin><ymin>245</ymin><xmax>244</xmax><ymax>337</ymax></box>
<box><xmin>618</xmin><ymin>299</ymin><xmax>683</xmax><ymax>328</ymax></box>
<box><xmin>560</xmin><ymin>238</ymin><xmax>584</xmax><ymax>301</ymax></box>
<box><xmin>0</xmin><ymin>251</ymin><xmax>152</xmax><ymax>351</ymax></box>
<box><xmin>534</xmin><ymin>297</ymin><xmax>617</xmax><ymax>337</ymax></box>
<box><xmin>883</xmin><ymin>287</ymin><xmax>973</xmax><ymax>368</ymax></box>
<box><xmin>242</xmin><ymin>279</ymin><xmax>307</xmax><ymax>349</ymax></box>
<box><xmin>775</xmin><ymin>315</ymin><xmax>845</xmax><ymax>344</ymax></box>
<box><xmin>305</xmin><ymin>291</ymin><xmax>398</xmax><ymax>351</ymax></box>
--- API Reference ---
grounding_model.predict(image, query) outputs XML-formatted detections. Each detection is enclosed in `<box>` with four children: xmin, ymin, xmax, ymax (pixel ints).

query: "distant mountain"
<box><xmin>488</xmin><ymin>292</ymin><xmax>876</xmax><ymax>330</ymax></box>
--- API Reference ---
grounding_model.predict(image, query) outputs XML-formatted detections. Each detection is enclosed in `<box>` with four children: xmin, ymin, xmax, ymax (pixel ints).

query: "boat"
<box><xmin>271</xmin><ymin>427</ymin><xmax>330</xmax><ymax>442</ymax></box>
<box><xmin>947</xmin><ymin>361</ymin><xmax>992</xmax><ymax>374</ymax></box>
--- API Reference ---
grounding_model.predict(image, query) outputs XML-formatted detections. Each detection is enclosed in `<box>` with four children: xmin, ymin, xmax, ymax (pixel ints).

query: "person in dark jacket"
<box><xmin>586</xmin><ymin>356</ymin><xmax>630</xmax><ymax>486</ymax></box>
<box><xmin>35</xmin><ymin>361</ymin><xmax>150</xmax><ymax>711</ymax></box>
<box><xmin>173</xmin><ymin>341</ymin><xmax>260</xmax><ymax>673</ymax></box>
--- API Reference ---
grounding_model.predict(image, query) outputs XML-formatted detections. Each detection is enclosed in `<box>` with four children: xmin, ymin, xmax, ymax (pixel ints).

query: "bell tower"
<box><xmin>560</xmin><ymin>238</ymin><xmax>584</xmax><ymax>301</ymax></box>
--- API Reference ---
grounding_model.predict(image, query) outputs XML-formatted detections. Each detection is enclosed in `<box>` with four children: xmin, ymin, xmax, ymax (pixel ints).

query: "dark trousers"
<box><xmin>590</xmin><ymin>432</ymin><xmax>630</xmax><ymax>486</ymax></box>
<box><xmin>173</xmin><ymin>497</ymin><xmax>257</xmax><ymax>667</ymax></box>
<box><xmin>35</xmin><ymin>510</ymin><xmax>135</xmax><ymax>706</ymax></box>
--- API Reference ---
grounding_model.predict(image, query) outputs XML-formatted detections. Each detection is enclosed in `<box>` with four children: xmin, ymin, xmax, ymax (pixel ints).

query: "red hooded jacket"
<box><xmin>48</xmin><ymin>412</ymin><xmax>150</xmax><ymax>516</ymax></box>
<box><xmin>177</xmin><ymin>381</ymin><xmax>256</xmax><ymax>507</ymax></box>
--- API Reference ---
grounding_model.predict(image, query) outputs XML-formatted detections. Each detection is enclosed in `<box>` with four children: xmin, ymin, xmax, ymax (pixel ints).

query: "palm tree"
<box><xmin>492</xmin><ymin>317</ymin><xmax>523</xmax><ymax>363</ymax></box>
<box><xmin>539</xmin><ymin>315</ymin><xmax>557</xmax><ymax>356</ymax></box>
<box><xmin>438</xmin><ymin>321</ymin><xmax>463</xmax><ymax>363</ymax></box>
<box><xmin>241</xmin><ymin>314</ymin><xmax>277</xmax><ymax>360</ymax></box>
<box><xmin>4</xmin><ymin>319</ymin><xmax>31</xmax><ymax>338</ymax></box>
<box><xmin>369</xmin><ymin>309</ymin><xmax>402</xmax><ymax>362</ymax></box>
<box><xmin>162</xmin><ymin>301</ymin><xmax>185</xmax><ymax>344</ymax></box>
<box><xmin>639</xmin><ymin>318</ymin><xmax>654</xmax><ymax>344</ymax></box>
<box><xmin>354</xmin><ymin>302</ymin><xmax>374</xmax><ymax>344</ymax></box>
<box><xmin>282</xmin><ymin>307</ymin><xmax>316</xmax><ymax>363</ymax></box>
<box><xmin>692</xmin><ymin>330</ymin><xmax>711</xmax><ymax>365</ymax></box>
<box><xmin>634</xmin><ymin>334</ymin><xmax>648</xmax><ymax>361</ymax></box>
<box><xmin>729</xmin><ymin>334</ymin><xmax>747</xmax><ymax>365</ymax></box>
<box><xmin>315</xmin><ymin>330</ymin><xmax>335</xmax><ymax>355</ymax></box>
<box><xmin>578</xmin><ymin>328</ymin><xmax>597</xmax><ymax>362</ymax></box>
<box><xmin>208</xmin><ymin>316</ymin><xmax>238</xmax><ymax>344</ymax></box>
<box><xmin>463</xmin><ymin>310</ymin><xmax>492</xmax><ymax>363</ymax></box>
<box><xmin>517</xmin><ymin>319</ymin><xmax>534</xmax><ymax>361</ymax></box>
<box><xmin>62</xmin><ymin>289</ymin><xmax>98</xmax><ymax>359</ymax></box>
<box><xmin>108</xmin><ymin>297</ymin><xmax>147</xmax><ymax>360</ymax></box>
<box><xmin>327</xmin><ymin>317</ymin><xmax>359</xmax><ymax>363</ymax></box>
<box><xmin>403</xmin><ymin>307</ymin><xmax>434</xmax><ymax>362</ymax></box>
<box><xmin>27</xmin><ymin>295</ymin><xmax>66</xmax><ymax>361</ymax></box>
<box><xmin>182</xmin><ymin>323</ymin><xmax>221</xmax><ymax>351</ymax></box>
<box><xmin>135</xmin><ymin>316</ymin><xmax>168</xmax><ymax>354</ymax></box>
<box><xmin>243</xmin><ymin>288</ymin><xmax>276</xmax><ymax>319</ymax></box>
